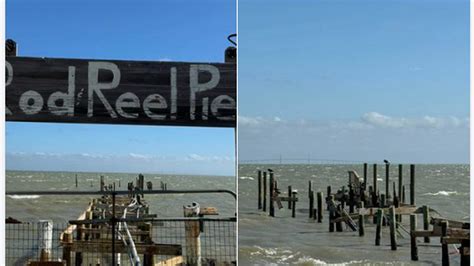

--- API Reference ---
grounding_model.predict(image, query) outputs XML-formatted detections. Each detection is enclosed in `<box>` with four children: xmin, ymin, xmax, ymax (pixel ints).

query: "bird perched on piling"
<box><xmin>384</xmin><ymin>160</ymin><xmax>390</xmax><ymax>164</ymax></box>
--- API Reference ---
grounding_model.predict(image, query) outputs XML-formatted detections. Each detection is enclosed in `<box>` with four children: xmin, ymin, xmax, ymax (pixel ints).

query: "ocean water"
<box><xmin>238</xmin><ymin>164</ymin><xmax>469</xmax><ymax>265</ymax></box>
<box><xmin>6</xmin><ymin>170</ymin><xmax>236</xmax><ymax>222</ymax></box>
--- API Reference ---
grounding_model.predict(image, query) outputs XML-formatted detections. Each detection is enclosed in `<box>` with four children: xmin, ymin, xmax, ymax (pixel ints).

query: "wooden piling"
<box><xmin>329</xmin><ymin>203</ymin><xmax>335</xmax><ymax>232</ymax></box>
<box><xmin>263</xmin><ymin>172</ymin><xmax>267</xmax><ymax>212</ymax></box>
<box><xmin>288</xmin><ymin>185</ymin><xmax>292</xmax><ymax>209</ymax></box>
<box><xmin>380</xmin><ymin>194</ymin><xmax>386</xmax><ymax>226</ymax></box>
<box><xmin>373</xmin><ymin>164</ymin><xmax>377</xmax><ymax>196</ymax></box>
<box><xmin>258</xmin><ymin>170</ymin><xmax>262</xmax><ymax>209</ymax></box>
<box><xmin>398</xmin><ymin>164</ymin><xmax>403</xmax><ymax>203</ymax></box>
<box><xmin>375</xmin><ymin>209</ymin><xmax>383</xmax><ymax>246</ymax></box>
<box><xmin>308</xmin><ymin>180</ymin><xmax>313</xmax><ymax>198</ymax></box>
<box><xmin>410</xmin><ymin>214</ymin><xmax>418</xmax><ymax>261</ymax></box>
<box><xmin>184</xmin><ymin>202</ymin><xmax>202</xmax><ymax>266</ymax></box>
<box><xmin>335</xmin><ymin>205</ymin><xmax>343</xmax><ymax>232</ymax></box>
<box><xmin>75</xmin><ymin>174</ymin><xmax>78</xmax><ymax>188</ymax></box>
<box><xmin>363</xmin><ymin>163</ymin><xmax>368</xmax><ymax>188</ymax></box>
<box><xmin>410</xmin><ymin>164</ymin><xmax>415</xmax><ymax>206</ymax></box>
<box><xmin>440</xmin><ymin>220</ymin><xmax>449</xmax><ymax>266</ymax></box>
<box><xmin>341</xmin><ymin>186</ymin><xmax>346</xmax><ymax>209</ymax></box>
<box><xmin>460</xmin><ymin>222</ymin><xmax>470</xmax><ymax>264</ymax></box>
<box><xmin>402</xmin><ymin>185</ymin><xmax>406</xmax><ymax>203</ymax></box>
<box><xmin>358</xmin><ymin>214</ymin><xmax>365</xmax><ymax>237</ymax></box>
<box><xmin>291</xmin><ymin>190</ymin><xmax>297</xmax><ymax>218</ymax></box>
<box><xmin>389</xmin><ymin>206</ymin><xmax>397</xmax><ymax>250</ymax></box>
<box><xmin>385</xmin><ymin>163</ymin><xmax>390</xmax><ymax>199</ymax></box>
<box><xmin>326</xmin><ymin>186</ymin><xmax>331</xmax><ymax>210</ymax></box>
<box><xmin>349</xmin><ymin>186</ymin><xmax>355</xmax><ymax>213</ymax></box>
<box><xmin>422</xmin><ymin>205</ymin><xmax>430</xmax><ymax>243</ymax></box>
<box><xmin>269</xmin><ymin>172</ymin><xmax>275</xmax><ymax>217</ymax></box>
<box><xmin>309</xmin><ymin>191</ymin><xmax>314</xmax><ymax>218</ymax></box>
<box><xmin>100</xmin><ymin>175</ymin><xmax>104</xmax><ymax>192</ymax></box>
<box><xmin>38</xmin><ymin>220</ymin><xmax>53</xmax><ymax>262</ymax></box>
<box><xmin>317</xmin><ymin>192</ymin><xmax>323</xmax><ymax>223</ymax></box>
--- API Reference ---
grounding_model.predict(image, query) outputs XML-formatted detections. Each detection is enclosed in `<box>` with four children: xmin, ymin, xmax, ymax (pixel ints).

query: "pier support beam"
<box><xmin>410</xmin><ymin>214</ymin><xmax>418</xmax><ymax>261</ymax></box>
<box><xmin>184</xmin><ymin>202</ymin><xmax>202</xmax><ymax>266</ymax></box>
<box><xmin>38</xmin><ymin>220</ymin><xmax>53</xmax><ymax>262</ymax></box>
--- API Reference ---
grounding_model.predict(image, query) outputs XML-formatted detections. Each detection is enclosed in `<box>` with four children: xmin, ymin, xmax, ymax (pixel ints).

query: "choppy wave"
<box><xmin>423</xmin><ymin>191</ymin><xmax>458</xmax><ymax>196</ymax></box>
<box><xmin>8</xmin><ymin>195</ymin><xmax>40</xmax><ymax>199</ymax></box>
<box><xmin>240</xmin><ymin>176</ymin><xmax>255</xmax><ymax>180</ymax></box>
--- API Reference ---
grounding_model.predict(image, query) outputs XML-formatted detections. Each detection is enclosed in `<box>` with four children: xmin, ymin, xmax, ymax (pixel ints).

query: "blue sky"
<box><xmin>239</xmin><ymin>0</ymin><xmax>469</xmax><ymax>163</ymax></box>
<box><xmin>6</xmin><ymin>0</ymin><xmax>236</xmax><ymax>175</ymax></box>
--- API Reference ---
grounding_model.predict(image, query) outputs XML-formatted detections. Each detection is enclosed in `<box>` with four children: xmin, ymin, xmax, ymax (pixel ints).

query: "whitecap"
<box><xmin>240</xmin><ymin>176</ymin><xmax>254</xmax><ymax>180</ymax></box>
<box><xmin>8</xmin><ymin>195</ymin><xmax>40</xmax><ymax>199</ymax></box>
<box><xmin>423</xmin><ymin>191</ymin><xmax>457</xmax><ymax>196</ymax></box>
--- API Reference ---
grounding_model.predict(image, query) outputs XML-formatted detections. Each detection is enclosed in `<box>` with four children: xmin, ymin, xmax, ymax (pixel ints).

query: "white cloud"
<box><xmin>361</xmin><ymin>112</ymin><xmax>468</xmax><ymax>129</ymax></box>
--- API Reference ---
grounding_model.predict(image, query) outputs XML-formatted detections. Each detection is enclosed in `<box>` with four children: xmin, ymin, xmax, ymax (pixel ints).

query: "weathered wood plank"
<box><xmin>6</xmin><ymin>56</ymin><xmax>236</xmax><ymax>127</ymax></box>
<box><xmin>65</xmin><ymin>241</ymin><xmax>182</xmax><ymax>255</ymax></box>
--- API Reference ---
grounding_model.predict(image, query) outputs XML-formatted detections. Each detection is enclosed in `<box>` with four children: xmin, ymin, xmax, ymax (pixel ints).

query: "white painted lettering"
<box><xmin>47</xmin><ymin>66</ymin><xmax>75</xmax><ymax>116</ymax></box>
<box><xmin>116</xmin><ymin>92</ymin><xmax>140</xmax><ymax>118</ymax></box>
<box><xmin>19</xmin><ymin>90</ymin><xmax>43</xmax><ymax>115</ymax></box>
<box><xmin>189</xmin><ymin>64</ymin><xmax>220</xmax><ymax>120</ymax></box>
<box><xmin>88</xmin><ymin>62</ymin><xmax>121</xmax><ymax>118</ymax></box>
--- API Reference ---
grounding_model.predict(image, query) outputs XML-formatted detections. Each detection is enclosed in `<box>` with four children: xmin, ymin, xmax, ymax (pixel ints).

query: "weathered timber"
<box><xmin>363</xmin><ymin>163</ymin><xmax>368</xmax><ymax>188</ymax></box>
<box><xmin>288</xmin><ymin>185</ymin><xmax>292</xmax><ymax>209</ymax></box>
<box><xmin>389</xmin><ymin>206</ymin><xmax>397</xmax><ymax>250</ymax></box>
<box><xmin>258</xmin><ymin>170</ymin><xmax>262</xmax><ymax>209</ymax></box>
<box><xmin>375</xmin><ymin>209</ymin><xmax>383</xmax><ymax>246</ymax></box>
<box><xmin>6</xmin><ymin>56</ymin><xmax>236</xmax><ymax>127</ymax></box>
<box><xmin>269</xmin><ymin>172</ymin><xmax>275</xmax><ymax>217</ymax></box>
<box><xmin>263</xmin><ymin>172</ymin><xmax>267</xmax><ymax>212</ymax></box>
<box><xmin>309</xmin><ymin>191</ymin><xmax>314</xmax><ymax>218</ymax></box>
<box><xmin>317</xmin><ymin>192</ymin><xmax>323</xmax><ymax>223</ymax></box>
<box><xmin>423</xmin><ymin>205</ymin><xmax>430</xmax><ymax>243</ymax></box>
<box><xmin>441</xmin><ymin>220</ymin><xmax>449</xmax><ymax>266</ymax></box>
<box><xmin>398</xmin><ymin>164</ymin><xmax>403</xmax><ymax>203</ymax></box>
<box><xmin>385</xmin><ymin>163</ymin><xmax>390</xmax><ymax>199</ymax></box>
<box><xmin>410</xmin><ymin>164</ymin><xmax>415</xmax><ymax>206</ymax></box>
<box><xmin>410</xmin><ymin>214</ymin><xmax>418</xmax><ymax>261</ymax></box>
<box><xmin>184</xmin><ymin>202</ymin><xmax>201</xmax><ymax>266</ymax></box>
<box><xmin>359</xmin><ymin>214</ymin><xmax>365</xmax><ymax>236</ymax></box>
<box><xmin>291</xmin><ymin>190</ymin><xmax>297</xmax><ymax>218</ymax></box>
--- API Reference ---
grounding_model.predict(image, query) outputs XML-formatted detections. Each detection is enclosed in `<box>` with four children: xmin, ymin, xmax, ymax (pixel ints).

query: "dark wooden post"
<box><xmin>329</xmin><ymin>196</ymin><xmax>335</xmax><ymax>232</ymax></box>
<box><xmin>309</xmin><ymin>191</ymin><xmax>314</xmax><ymax>218</ymax></box>
<box><xmin>363</xmin><ymin>163</ymin><xmax>368</xmax><ymax>188</ymax></box>
<box><xmin>288</xmin><ymin>185</ymin><xmax>292</xmax><ymax>209</ymax></box>
<box><xmin>389</xmin><ymin>206</ymin><xmax>397</xmax><ymax>250</ymax></box>
<box><xmin>410</xmin><ymin>164</ymin><xmax>415</xmax><ymax>206</ymax></box>
<box><xmin>326</xmin><ymin>186</ymin><xmax>332</xmax><ymax>210</ymax></box>
<box><xmin>398</xmin><ymin>164</ymin><xmax>403</xmax><ymax>203</ymax></box>
<box><xmin>75</xmin><ymin>174</ymin><xmax>78</xmax><ymax>188</ymax></box>
<box><xmin>317</xmin><ymin>192</ymin><xmax>323</xmax><ymax>223</ymax></box>
<box><xmin>441</xmin><ymin>220</ymin><xmax>449</xmax><ymax>266</ymax></box>
<box><xmin>373</xmin><ymin>164</ymin><xmax>377</xmax><ymax>196</ymax></box>
<box><xmin>380</xmin><ymin>194</ymin><xmax>386</xmax><ymax>226</ymax></box>
<box><xmin>349</xmin><ymin>186</ymin><xmax>355</xmax><ymax>213</ymax></box>
<box><xmin>308</xmin><ymin>181</ymin><xmax>313</xmax><ymax>198</ymax></box>
<box><xmin>263</xmin><ymin>172</ymin><xmax>267</xmax><ymax>212</ymax></box>
<box><xmin>460</xmin><ymin>223</ymin><xmax>470</xmax><ymax>265</ymax></box>
<box><xmin>385</xmin><ymin>163</ymin><xmax>390</xmax><ymax>199</ymax></box>
<box><xmin>291</xmin><ymin>190</ymin><xmax>297</xmax><ymax>218</ymax></box>
<box><xmin>410</xmin><ymin>214</ymin><xmax>418</xmax><ymax>261</ymax></box>
<box><xmin>341</xmin><ymin>186</ymin><xmax>346</xmax><ymax>209</ymax></box>
<box><xmin>258</xmin><ymin>170</ymin><xmax>262</xmax><ymax>209</ymax></box>
<box><xmin>269</xmin><ymin>172</ymin><xmax>275</xmax><ymax>217</ymax></box>
<box><xmin>335</xmin><ymin>205</ymin><xmax>343</xmax><ymax>232</ymax></box>
<box><xmin>402</xmin><ymin>185</ymin><xmax>406</xmax><ymax>203</ymax></box>
<box><xmin>375</xmin><ymin>209</ymin><xmax>383</xmax><ymax>245</ymax></box>
<box><xmin>359</xmin><ymin>214</ymin><xmax>365</xmax><ymax>237</ymax></box>
<box><xmin>422</xmin><ymin>205</ymin><xmax>430</xmax><ymax>243</ymax></box>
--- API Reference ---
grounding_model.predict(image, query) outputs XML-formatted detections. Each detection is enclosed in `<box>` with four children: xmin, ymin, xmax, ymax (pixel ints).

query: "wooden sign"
<box><xmin>6</xmin><ymin>56</ymin><xmax>236</xmax><ymax>127</ymax></box>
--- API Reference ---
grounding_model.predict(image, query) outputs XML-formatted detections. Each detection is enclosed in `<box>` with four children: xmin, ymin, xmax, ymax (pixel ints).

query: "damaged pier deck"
<box><xmin>255</xmin><ymin>163</ymin><xmax>470</xmax><ymax>265</ymax></box>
